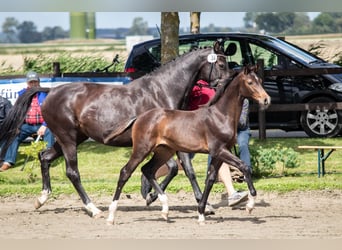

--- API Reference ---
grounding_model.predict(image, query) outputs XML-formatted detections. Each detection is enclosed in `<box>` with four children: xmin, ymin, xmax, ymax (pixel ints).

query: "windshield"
<box><xmin>265</xmin><ymin>37</ymin><xmax>322</xmax><ymax>64</ymax></box>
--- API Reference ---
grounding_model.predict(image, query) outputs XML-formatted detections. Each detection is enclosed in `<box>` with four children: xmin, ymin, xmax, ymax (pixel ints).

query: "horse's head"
<box><xmin>196</xmin><ymin>41</ymin><xmax>233</xmax><ymax>83</ymax></box>
<box><xmin>239</xmin><ymin>65</ymin><xmax>271</xmax><ymax>110</ymax></box>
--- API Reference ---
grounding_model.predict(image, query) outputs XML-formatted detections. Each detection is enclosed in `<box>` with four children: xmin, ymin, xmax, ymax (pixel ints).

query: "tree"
<box><xmin>190</xmin><ymin>12</ymin><xmax>201</xmax><ymax>34</ymax></box>
<box><xmin>41</xmin><ymin>26</ymin><xmax>68</xmax><ymax>41</ymax></box>
<box><xmin>2</xmin><ymin>17</ymin><xmax>19</xmax><ymax>43</ymax></box>
<box><xmin>243</xmin><ymin>12</ymin><xmax>257</xmax><ymax>28</ymax></box>
<box><xmin>160</xmin><ymin>12</ymin><xmax>179</xmax><ymax>65</ymax></box>
<box><xmin>17</xmin><ymin>21</ymin><xmax>42</xmax><ymax>43</ymax></box>
<box><xmin>255</xmin><ymin>12</ymin><xmax>296</xmax><ymax>34</ymax></box>
<box><xmin>127</xmin><ymin>17</ymin><xmax>148</xmax><ymax>35</ymax></box>
<box><xmin>313</xmin><ymin>12</ymin><xmax>342</xmax><ymax>33</ymax></box>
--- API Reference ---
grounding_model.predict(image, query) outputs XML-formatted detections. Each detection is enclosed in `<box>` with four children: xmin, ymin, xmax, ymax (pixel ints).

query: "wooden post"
<box><xmin>53</xmin><ymin>62</ymin><xmax>61</xmax><ymax>77</ymax></box>
<box><xmin>257</xmin><ymin>59</ymin><xmax>266</xmax><ymax>140</ymax></box>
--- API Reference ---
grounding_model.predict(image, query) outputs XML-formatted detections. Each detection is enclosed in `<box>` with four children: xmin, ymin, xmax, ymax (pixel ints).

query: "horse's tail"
<box><xmin>0</xmin><ymin>87</ymin><xmax>50</xmax><ymax>159</ymax></box>
<box><xmin>103</xmin><ymin>117</ymin><xmax>137</xmax><ymax>144</ymax></box>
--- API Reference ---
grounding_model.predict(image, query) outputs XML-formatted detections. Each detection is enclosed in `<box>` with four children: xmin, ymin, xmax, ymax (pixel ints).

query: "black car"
<box><xmin>124</xmin><ymin>33</ymin><xmax>342</xmax><ymax>138</ymax></box>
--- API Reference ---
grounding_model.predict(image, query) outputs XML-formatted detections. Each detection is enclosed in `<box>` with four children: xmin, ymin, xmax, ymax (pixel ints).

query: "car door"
<box><xmin>244</xmin><ymin>41</ymin><xmax>299</xmax><ymax>129</ymax></box>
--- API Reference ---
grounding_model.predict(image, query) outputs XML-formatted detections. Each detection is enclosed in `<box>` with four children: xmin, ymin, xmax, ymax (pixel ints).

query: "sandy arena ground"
<box><xmin>0</xmin><ymin>189</ymin><xmax>341</xmax><ymax>239</ymax></box>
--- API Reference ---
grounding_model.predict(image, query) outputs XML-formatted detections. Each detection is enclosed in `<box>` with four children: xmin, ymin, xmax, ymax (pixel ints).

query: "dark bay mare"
<box><xmin>104</xmin><ymin>66</ymin><xmax>271</xmax><ymax>224</ymax></box>
<box><xmin>0</xmin><ymin>42</ymin><xmax>231</xmax><ymax>218</ymax></box>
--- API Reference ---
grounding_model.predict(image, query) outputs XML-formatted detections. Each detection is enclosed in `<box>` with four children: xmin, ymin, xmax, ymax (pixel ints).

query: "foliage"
<box><xmin>22</xmin><ymin>52</ymin><xmax>124</xmax><ymax>74</ymax></box>
<box><xmin>20</xmin><ymin>140</ymin><xmax>47</xmax><ymax>183</ymax></box>
<box><xmin>127</xmin><ymin>17</ymin><xmax>149</xmax><ymax>36</ymax></box>
<box><xmin>252</xmin><ymin>144</ymin><xmax>299</xmax><ymax>177</ymax></box>
<box><xmin>17</xmin><ymin>21</ymin><xmax>42</xmax><ymax>43</ymax></box>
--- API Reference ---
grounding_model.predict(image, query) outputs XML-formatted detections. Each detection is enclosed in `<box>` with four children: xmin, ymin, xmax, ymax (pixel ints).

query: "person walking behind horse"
<box><xmin>212</xmin><ymin>98</ymin><xmax>251</xmax><ymax>207</ymax></box>
<box><xmin>0</xmin><ymin>71</ymin><xmax>55</xmax><ymax>172</ymax></box>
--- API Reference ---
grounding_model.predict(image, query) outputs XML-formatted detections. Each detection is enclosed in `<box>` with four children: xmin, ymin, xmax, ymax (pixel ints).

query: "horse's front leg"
<box><xmin>178</xmin><ymin>152</ymin><xmax>214</xmax><ymax>214</ymax></box>
<box><xmin>197</xmin><ymin>157</ymin><xmax>221</xmax><ymax>224</ymax></box>
<box><xmin>177</xmin><ymin>152</ymin><xmax>203</xmax><ymax>202</ymax></box>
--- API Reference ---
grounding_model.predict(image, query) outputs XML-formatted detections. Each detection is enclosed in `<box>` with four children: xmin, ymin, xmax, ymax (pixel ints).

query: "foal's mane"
<box><xmin>207</xmin><ymin>71</ymin><xmax>239</xmax><ymax>106</ymax></box>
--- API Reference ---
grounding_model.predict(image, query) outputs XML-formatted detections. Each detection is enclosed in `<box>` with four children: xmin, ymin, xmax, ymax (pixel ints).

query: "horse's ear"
<box><xmin>213</xmin><ymin>41</ymin><xmax>222</xmax><ymax>54</ymax></box>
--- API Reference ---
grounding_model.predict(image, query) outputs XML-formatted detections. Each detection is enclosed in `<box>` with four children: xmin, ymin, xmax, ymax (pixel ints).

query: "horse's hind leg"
<box><xmin>35</xmin><ymin>142</ymin><xmax>63</xmax><ymax>209</ymax></box>
<box><xmin>143</xmin><ymin>157</ymin><xmax>179</xmax><ymax>206</ymax></box>
<box><xmin>141</xmin><ymin>147</ymin><xmax>175</xmax><ymax>221</ymax></box>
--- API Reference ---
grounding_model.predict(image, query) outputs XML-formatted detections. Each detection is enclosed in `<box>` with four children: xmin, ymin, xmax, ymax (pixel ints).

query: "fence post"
<box><xmin>53</xmin><ymin>62</ymin><xmax>61</xmax><ymax>77</ymax></box>
<box><xmin>257</xmin><ymin>59</ymin><xmax>266</xmax><ymax>140</ymax></box>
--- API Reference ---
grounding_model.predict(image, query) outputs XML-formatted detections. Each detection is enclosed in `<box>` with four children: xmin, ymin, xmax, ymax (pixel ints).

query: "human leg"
<box><xmin>218</xmin><ymin>164</ymin><xmax>248</xmax><ymax>206</ymax></box>
<box><xmin>1</xmin><ymin>124</ymin><xmax>37</xmax><ymax>169</ymax></box>
<box><xmin>237</xmin><ymin>128</ymin><xmax>251</xmax><ymax>170</ymax></box>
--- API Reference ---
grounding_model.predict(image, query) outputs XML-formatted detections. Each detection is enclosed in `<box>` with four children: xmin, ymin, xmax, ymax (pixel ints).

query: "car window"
<box><xmin>248</xmin><ymin>42</ymin><xmax>300</xmax><ymax>70</ymax></box>
<box><xmin>223</xmin><ymin>41</ymin><xmax>243</xmax><ymax>69</ymax></box>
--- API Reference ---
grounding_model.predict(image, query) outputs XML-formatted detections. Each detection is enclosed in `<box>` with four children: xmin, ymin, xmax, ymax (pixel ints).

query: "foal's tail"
<box><xmin>103</xmin><ymin>117</ymin><xmax>137</xmax><ymax>144</ymax></box>
<box><xmin>0</xmin><ymin>87</ymin><xmax>50</xmax><ymax>159</ymax></box>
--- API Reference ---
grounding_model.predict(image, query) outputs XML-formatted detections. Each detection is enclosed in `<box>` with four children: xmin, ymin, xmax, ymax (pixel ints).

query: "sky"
<box><xmin>0</xmin><ymin>12</ymin><xmax>320</xmax><ymax>31</ymax></box>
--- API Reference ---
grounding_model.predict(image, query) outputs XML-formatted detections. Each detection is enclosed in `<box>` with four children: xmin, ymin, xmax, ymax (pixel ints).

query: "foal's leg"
<box><xmin>141</xmin><ymin>147</ymin><xmax>175</xmax><ymax>221</ymax></box>
<box><xmin>142</xmin><ymin>157</ymin><xmax>179</xmax><ymax>206</ymax></box>
<box><xmin>107</xmin><ymin>150</ymin><xmax>151</xmax><ymax>224</ymax></box>
<box><xmin>197</xmin><ymin>157</ymin><xmax>222</xmax><ymax>224</ymax></box>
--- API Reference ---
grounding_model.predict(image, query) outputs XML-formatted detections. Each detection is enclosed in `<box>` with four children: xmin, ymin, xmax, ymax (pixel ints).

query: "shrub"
<box><xmin>23</xmin><ymin>52</ymin><xmax>124</xmax><ymax>73</ymax></box>
<box><xmin>251</xmin><ymin>144</ymin><xmax>300</xmax><ymax>177</ymax></box>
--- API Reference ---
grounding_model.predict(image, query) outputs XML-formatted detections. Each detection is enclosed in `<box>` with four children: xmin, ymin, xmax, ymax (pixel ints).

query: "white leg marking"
<box><xmin>246</xmin><ymin>194</ymin><xmax>256</xmax><ymax>214</ymax></box>
<box><xmin>158</xmin><ymin>193</ymin><xmax>169</xmax><ymax>220</ymax></box>
<box><xmin>34</xmin><ymin>189</ymin><xmax>50</xmax><ymax>209</ymax></box>
<box><xmin>106</xmin><ymin>200</ymin><xmax>118</xmax><ymax>225</ymax></box>
<box><xmin>198</xmin><ymin>213</ymin><xmax>205</xmax><ymax>225</ymax></box>
<box><xmin>85</xmin><ymin>202</ymin><xmax>102</xmax><ymax>217</ymax></box>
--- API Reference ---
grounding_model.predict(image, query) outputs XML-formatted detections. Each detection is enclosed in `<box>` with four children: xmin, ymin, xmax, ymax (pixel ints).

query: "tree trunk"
<box><xmin>160</xmin><ymin>12</ymin><xmax>179</xmax><ymax>64</ymax></box>
<box><xmin>190</xmin><ymin>12</ymin><xmax>201</xmax><ymax>34</ymax></box>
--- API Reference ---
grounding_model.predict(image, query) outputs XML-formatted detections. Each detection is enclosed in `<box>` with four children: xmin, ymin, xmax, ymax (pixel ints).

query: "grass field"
<box><xmin>0</xmin><ymin>136</ymin><xmax>342</xmax><ymax>197</ymax></box>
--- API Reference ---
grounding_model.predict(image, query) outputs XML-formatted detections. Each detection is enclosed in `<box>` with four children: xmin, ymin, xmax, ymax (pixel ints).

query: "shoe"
<box><xmin>0</xmin><ymin>162</ymin><xmax>12</xmax><ymax>172</ymax></box>
<box><xmin>228</xmin><ymin>191</ymin><xmax>248</xmax><ymax>207</ymax></box>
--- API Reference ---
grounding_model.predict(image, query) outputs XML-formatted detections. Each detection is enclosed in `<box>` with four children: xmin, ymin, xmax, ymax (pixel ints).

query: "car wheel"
<box><xmin>300</xmin><ymin>97</ymin><xmax>342</xmax><ymax>138</ymax></box>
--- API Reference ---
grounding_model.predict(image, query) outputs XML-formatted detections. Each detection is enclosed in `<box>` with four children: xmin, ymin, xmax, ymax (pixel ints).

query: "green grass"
<box><xmin>1</xmin><ymin>137</ymin><xmax>342</xmax><ymax>198</ymax></box>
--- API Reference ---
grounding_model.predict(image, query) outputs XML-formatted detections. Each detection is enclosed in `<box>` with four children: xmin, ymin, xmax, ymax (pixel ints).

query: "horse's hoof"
<box><xmin>161</xmin><ymin>212</ymin><xmax>168</xmax><ymax>221</ymax></box>
<box><xmin>246</xmin><ymin>205</ymin><xmax>254</xmax><ymax>214</ymax></box>
<box><xmin>106</xmin><ymin>218</ymin><xmax>115</xmax><ymax>225</ymax></box>
<box><xmin>93</xmin><ymin>211</ymin><xmax>104</xmax><ymax>219</ymax></box>
<box><xmin>146</xmin><ymin>193</ymin><xmax>153</xmax><ymax>206</ymax></box>
<box><xmin>34</xmin><ymin>199</ymin><xmax>42</xmax><ymax>209</ymax></box>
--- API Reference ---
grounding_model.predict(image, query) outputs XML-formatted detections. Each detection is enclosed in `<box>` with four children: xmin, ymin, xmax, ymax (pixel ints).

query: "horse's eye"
<box><xmin>218</xmin><ymin>62</ymin><xmax>226</xmax><ymax>69</ymax></box>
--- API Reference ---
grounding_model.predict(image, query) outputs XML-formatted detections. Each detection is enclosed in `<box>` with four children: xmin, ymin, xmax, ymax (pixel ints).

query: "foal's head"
<box><xmin>239</xmin><ymin>65</ymin><xmax>271</xmax><ymax>110</ymax></box>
